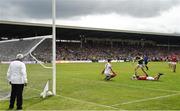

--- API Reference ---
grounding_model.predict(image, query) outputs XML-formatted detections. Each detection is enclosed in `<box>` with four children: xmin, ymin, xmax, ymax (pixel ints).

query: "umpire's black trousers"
<box><xmin>9</xmin><ymin>84</ymin><xmax>24</xmax><ymax>109</ymax></box>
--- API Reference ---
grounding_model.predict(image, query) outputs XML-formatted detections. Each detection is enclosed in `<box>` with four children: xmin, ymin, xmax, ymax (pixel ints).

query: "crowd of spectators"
<box><xmin>56</xmin><ymin>42</ymin><xmax>180</xmax><ymax>62</ymax></box>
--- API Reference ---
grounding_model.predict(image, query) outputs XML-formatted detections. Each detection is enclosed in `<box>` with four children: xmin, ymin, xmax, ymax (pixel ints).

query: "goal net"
<box><xmin>0</xmin><ymin>35</ymin><xmax>53</xmax><ymax>100</ymax></box>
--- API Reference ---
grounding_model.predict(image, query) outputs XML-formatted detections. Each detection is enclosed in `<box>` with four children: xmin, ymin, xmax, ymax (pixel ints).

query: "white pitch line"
<box><xmin>56</xmin><ymin>94</ymin><xmax>120</xmax><ymax>110</ymax></box>
<box><xmin>111</xmin><ymin>93</ymin><xmax>180</xmax><ymax>106</ymax></box>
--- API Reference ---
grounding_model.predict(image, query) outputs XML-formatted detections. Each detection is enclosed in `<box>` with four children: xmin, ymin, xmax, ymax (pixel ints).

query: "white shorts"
<box><xmin>137</xmin><ymin>64</ymin><xmax>144</xmax><ymax>68</ymax></box>
<box><xmin>147</xmin><ymin>77</ymin><xmax>155</xmax><ymax>80</ymax></box>
<box><xmin>104</xmin><ymin>73</ymin><xmax>111</xmax><ymax>76</ymax></box>
<box><xmin>171</xmin><ymin>62</ymin><xmax>177</xmax><ymax>65</ymax></box>
<box><xmin>168</xmin><ymin>62</ymin><xmax>172</xmax><ymax>64</ymax></box>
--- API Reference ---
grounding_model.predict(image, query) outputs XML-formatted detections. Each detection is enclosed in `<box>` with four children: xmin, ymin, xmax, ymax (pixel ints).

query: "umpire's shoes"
<box><xmin>16</xmin><ymin>107</ymin><xmax>22</xmax><ymax>110</ymax></box>
<box><xmin>8</xmin><ymin>106</ymin><xmax>13</xmax><ymax>110</ymax></box>
<box><xmin>8</xmin><ymin>108</ymin><xmax>13</xmax><ymax>110</ymax></box>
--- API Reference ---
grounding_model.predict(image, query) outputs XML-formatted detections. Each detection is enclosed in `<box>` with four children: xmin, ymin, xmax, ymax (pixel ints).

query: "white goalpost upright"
<box><xmin>52</xmin><ymin>0</ymin><xmax>56</xmax><ymax>95</ymax></box>
<box><xmin>40</xmin><ymin>0</ymin><xmax>57</xmax><ymax>97</ymax></box>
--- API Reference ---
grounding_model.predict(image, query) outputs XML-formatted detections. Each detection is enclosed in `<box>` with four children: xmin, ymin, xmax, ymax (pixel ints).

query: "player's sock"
<box><xmin>106</xmin><ymin>76</ymin><xmax>111</xmax><ymax>80</ymax></box>
<box><xmin>134</xmin><ymin>72</ymin><xmax>137</xmax><ymax>76</ymax></box>
<box><xmin>104</xmin><ymin>76</ymin><xmax>108</xmax><ymax>80</ymax></box>
<box><xmin>104</xmin><ymin>76</ymin><xmax>110</xmax><ymax>80</ymax></box>
<box><xmin>156</xmin><ymin>73</ymin><xmax>164</xmax><ymax>80</ymax></box>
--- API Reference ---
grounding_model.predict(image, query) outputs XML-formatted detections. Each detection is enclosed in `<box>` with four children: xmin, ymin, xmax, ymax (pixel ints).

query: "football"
<box><xmin>46</xmin><ymin>91</ymin><xmax>53</xmax><ymax>96</ymax></box>
<box><xmin>40</xmin><ymin>92</ymin><xmax>45</xmax><ymax>98</ymax></box>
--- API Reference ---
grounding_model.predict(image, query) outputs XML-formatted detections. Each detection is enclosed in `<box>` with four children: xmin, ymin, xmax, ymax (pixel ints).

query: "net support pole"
<box><xmin>52</xmin><ymin>0</ymin><xmax>56</xmax><ymax>95</ymax></box>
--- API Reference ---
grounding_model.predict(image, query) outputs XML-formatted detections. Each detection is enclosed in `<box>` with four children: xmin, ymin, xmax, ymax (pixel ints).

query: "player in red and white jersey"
<box><xmin>171</xmin><ymin>54</ymin><xmax>177</xmax><ymax>72</ymax></box>
<box><xmin>132</xmin><ymin>73</ymin><xmax>164</xmax><ymax>81</ymax></box>
<box><xmin>167</xmin><ymin>55</ymin><xmax>172</xmax><ymax>68</ymax></box>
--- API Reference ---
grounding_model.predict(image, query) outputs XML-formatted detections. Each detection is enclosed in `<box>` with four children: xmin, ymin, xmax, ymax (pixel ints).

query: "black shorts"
<box><xmin>144</xmin><ymin>61</ymin><xmax>148</xmax><ymax>65</ymax></box>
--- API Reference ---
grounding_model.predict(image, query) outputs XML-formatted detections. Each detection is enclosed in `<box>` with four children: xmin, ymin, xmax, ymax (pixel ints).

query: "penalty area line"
<box><xmin>56</xmin><ymin>94</ymin><xmax>121</xmax><ymax>110</ymax></box>
<box><xmin>111</xmin><ymin>93</ymin><xmax>180</xmax><ymax>106</ymax></box>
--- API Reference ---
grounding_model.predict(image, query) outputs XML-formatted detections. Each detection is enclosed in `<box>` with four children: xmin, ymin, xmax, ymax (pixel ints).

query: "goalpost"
<box><xmin>38</xmin><ymin>0</ymin><xmax>57</xmax><ymax>97</ymax></box>
<box><xmin>52</xmin><ymin>0</ymin><xmax>56</xmax><ymax>96</ymax></box>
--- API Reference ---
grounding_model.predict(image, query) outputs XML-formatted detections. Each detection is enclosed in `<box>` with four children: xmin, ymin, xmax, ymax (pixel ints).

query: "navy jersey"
<box><xmin>144</xmin><ymin>56</ymin><xmax>148</xmax><ymax>63</ymax></box>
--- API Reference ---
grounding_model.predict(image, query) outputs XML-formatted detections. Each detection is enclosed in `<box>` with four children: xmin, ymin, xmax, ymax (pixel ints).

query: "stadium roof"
<box><xmin>0</xmin><ymin>20</ymin><xmax>180</xmax><ymax>45</ymax></box>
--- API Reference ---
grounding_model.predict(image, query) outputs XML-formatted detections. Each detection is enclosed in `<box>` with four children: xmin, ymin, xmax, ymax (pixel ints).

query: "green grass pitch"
<box><xmin>0</xmin><ymin>62</ymin><xmax>180</xmax><ymax>110</ymax></box>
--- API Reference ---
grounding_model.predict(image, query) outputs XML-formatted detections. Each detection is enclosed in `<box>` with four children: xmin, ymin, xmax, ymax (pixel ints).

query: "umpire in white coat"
<box><xmin>7</xmin><ymin>54</ymin><xmax>27</xmax><ymax>110</ymax></box>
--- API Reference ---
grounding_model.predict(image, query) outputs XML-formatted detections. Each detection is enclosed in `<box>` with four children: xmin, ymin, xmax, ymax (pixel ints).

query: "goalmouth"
<box><xmin>0</xmin><ymin>35</ymin><xmax>56</xmax><ymax>100</ymax></box>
